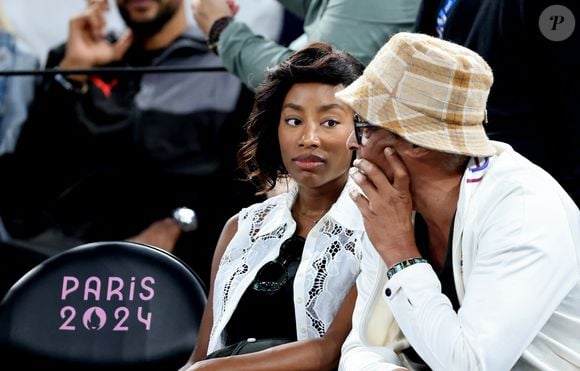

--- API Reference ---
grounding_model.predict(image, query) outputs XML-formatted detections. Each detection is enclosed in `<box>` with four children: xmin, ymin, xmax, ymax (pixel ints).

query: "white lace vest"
<box><xmin>207</xmin><ymin>179</ymin><xmax>365</xmax><ymax>354</ymax></box>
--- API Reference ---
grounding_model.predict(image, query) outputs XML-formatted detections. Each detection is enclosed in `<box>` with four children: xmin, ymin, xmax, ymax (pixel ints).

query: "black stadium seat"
<box><xmin>0</xmin><ymin>241</ymin><xmax>207</xmax><ymax>370</ymax></box>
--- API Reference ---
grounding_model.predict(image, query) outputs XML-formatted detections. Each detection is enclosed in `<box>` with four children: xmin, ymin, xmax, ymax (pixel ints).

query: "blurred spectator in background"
<box><xmin>192</xmin><ymin>0</ymin><xmax>422</xmax><ymax>91</ymax></box>
<box><xmin>0</xmin><ymin>1</ymin><xmax>39</xmax><ymax>244</ymax></box>
<box><xmin>0</xmin><ymin>0</ymin><xmax>284</xmax><ymax>289</ymax></box>
<box><xmin>2</xmin><ymin>0</ymin><xmax>125</xmax><ymax>66</ymax></box>
<box><xmin>2</xmin><ymin>0</ymin><xmax>283</xmax><ymax>65</ymax></box>
<box><xmin>0</xmin><ymin>3</ymin><xmax>39</xmax><ymax>156</ymax></box>
<box><xmin>414</xmin><ymin>0</ymin><xmax>579</xmax><ymax>204</ymax></box>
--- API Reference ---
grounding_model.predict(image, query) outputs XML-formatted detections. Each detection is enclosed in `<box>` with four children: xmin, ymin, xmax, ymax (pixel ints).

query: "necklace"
<box><xmin>292</xmin><ymin>205</ymin><xmax>331</xmax><ymax>225</ymax></box>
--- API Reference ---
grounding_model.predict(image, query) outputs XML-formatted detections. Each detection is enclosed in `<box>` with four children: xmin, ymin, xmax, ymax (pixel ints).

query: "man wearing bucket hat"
<box><xmin>337</xmin><ymin>32</ymin><xmax>580</xmax><ymax>370</ymax></box>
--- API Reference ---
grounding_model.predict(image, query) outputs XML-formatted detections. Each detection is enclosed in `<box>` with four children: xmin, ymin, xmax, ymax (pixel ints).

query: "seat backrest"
<box><xmin>0</xmin><ymin>241</ymin><xmax>207</xmax><ymax>370</ymax></box>
<box><xmin>0</xmin><ymin>239</ymin><xmax>50</xmax><ymax>299</ymax></box>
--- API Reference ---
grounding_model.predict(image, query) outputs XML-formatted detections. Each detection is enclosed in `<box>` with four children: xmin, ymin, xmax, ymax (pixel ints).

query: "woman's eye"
<box><xmin>286</xmin><ymin>118</ymin><xmax>301</xmax><ymax>126</ymax></box>
<box><xmin>323</xmin><ymin>119</ymin><xmax>339</xmax><ymax>127</ymax></box>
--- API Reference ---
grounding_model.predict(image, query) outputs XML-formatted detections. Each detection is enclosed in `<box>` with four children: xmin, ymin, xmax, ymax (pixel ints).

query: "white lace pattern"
<box><xmin>208</xmin><ymin>179</ymin><xmax>365</xmax><ymax>353</ymax></box>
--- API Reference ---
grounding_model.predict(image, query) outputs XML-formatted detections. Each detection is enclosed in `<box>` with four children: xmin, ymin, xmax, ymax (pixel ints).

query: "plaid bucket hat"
<box><xmin>336</xmin><ymin>32</ymin><xmax>496</xmax><ymax>157</ymax></box>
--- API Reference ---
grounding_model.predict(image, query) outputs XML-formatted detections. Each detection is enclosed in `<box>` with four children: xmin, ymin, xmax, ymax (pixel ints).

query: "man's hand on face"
<box><xmin>349</xmin><ymin>147</ymin><xmax>419</xmax><ymax>267</ymax></box>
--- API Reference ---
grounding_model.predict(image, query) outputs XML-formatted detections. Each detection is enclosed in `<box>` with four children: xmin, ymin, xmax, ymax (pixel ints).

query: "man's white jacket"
<box><xmin>340</xmin><ymin>142</ymin><xmax>580</xmax><ymax>371</ymax></box>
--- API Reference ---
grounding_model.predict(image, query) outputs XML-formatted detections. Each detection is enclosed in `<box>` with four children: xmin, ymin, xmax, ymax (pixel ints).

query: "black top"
<box><xmin>224</xmin><ymin>237</ymin><xmax>306</xmax><ymax>345</ymax></box>
<box><xmin>401</xmin><ymin>212</ymin><xmax>459</xmax><ymax>369</ymax></box>
<box><xmin>414</xmin><ymin>212</ymin><xmax>460</xmax><ymax>311</ymax></box>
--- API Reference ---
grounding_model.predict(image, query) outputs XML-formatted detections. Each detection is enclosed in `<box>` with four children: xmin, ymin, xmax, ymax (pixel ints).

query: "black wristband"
<box><xmin>207</xmin><ymin>16</ymin><xmax>234</xmax><ymax>55</ymax></box>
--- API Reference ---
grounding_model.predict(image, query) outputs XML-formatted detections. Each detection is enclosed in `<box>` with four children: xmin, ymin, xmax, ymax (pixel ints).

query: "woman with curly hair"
<box><xmin>180</xmin><ymin>42</ymin><xmax>365</xmax><ymax>370</ymax></box>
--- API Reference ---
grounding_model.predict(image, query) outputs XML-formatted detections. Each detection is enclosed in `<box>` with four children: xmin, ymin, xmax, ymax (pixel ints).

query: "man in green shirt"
<box><xmin>192</xmin><ymin>0</ymin><xmax>421</xmax><ymax>90</ymax></box>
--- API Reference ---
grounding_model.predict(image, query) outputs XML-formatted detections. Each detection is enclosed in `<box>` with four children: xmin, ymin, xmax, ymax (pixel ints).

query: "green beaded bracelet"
<box><xmin>386</xmin><ymin>258</ymin><xmax>428</xmax><ymax>279</ymax></box>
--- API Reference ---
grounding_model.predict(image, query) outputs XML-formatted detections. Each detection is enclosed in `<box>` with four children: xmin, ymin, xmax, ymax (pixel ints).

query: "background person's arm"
<box><xmin>198</xmin><ymin>0</ymin><xmax>420</xmax><ymax>90</ymax></box>
<box><xmin>179</xmin><ymin>214</ymin><xmax>240</xmax><ymax>370</ymax></box>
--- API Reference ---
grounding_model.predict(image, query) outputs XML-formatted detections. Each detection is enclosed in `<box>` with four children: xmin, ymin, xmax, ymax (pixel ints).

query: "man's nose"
<box><xmin>346</xmin><ymin>130</ymin><xmax>359</xmax><ymax>150</ymax></box>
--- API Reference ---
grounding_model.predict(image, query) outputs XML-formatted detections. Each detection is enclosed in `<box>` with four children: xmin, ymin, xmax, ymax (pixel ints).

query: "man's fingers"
<box><xmin>113</xmin><ymin>30</ymin><xmax>133</xmax><ymax>61</ymax></box>
<box><xmin>89</xmin><ymin>12</ymin><xmax>107</xmax><ymax>40</ymax></box>
<box><xmin>349</xmin><ymin>165</ymin><xmax>379</xmax><ymax>200</ymax></box>
<box><xmin>383</xmin><ymin>146</ymin><xmax>410</xmax><ymax>191</ymax></box>
<box><xmin>225</xmin><ymin>0</ymin><xmax>240</xmax><ymax>15</ymax></box>
<box><xmin>348</xmin><ymin>187</ymin><xmax>369</xmax><ymax>212</ymax></box>
<box><xmin>87</xmin><ymin>0</ymin><xmax>109</xmax><ymax>11</ymax></box>
<box><xmin>352</xmin><ymin>157</ymin><xmax>392</xmax><ymax>193</ymax></box>
<box><xmin>73</xmin><ymin>0</ymin><xmax>107</xmax><ymax>41</ymax></box>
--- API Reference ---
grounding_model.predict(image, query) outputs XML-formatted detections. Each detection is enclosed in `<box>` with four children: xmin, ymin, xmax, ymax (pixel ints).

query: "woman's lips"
<box><xmin>293</xmin><ymin>155</ymin><xmax>325</xmax><ymax>170</ymax></box>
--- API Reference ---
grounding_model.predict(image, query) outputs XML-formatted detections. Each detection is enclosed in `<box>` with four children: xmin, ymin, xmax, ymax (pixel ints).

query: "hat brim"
<box><xmin>336</xmin><ymin>72</ymin><xmax>496</xmax><ymax>157</ymax></box>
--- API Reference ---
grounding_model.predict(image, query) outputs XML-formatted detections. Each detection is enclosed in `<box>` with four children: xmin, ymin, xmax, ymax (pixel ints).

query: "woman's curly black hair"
<box><xmin>237</xmin><ymin>42</ymin><xmax>365</xmax><ymax>195</ymax></box>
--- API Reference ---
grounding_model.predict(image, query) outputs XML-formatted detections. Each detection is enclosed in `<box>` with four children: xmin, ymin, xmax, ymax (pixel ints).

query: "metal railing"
<box><xmin>0</xmin><ymin>66</ymin><xmax>227</xmax><ymax>76</ymax></box>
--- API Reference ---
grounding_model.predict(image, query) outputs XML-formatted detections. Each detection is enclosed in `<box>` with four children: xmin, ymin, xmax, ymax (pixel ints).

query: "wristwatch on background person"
<box><xmin>207</xmin><ymin>16</ymin><xmax>234</xmax><ymax>55</ymax></box>
<box><xmin>54</xmin><ymin>73</ymin><xmax>89</xmax><ymax>94</ymax></box>
<box><xmin>172</xmin><ymin>207</ymin><xmax>198</xmax><ymax>232</ymax></box>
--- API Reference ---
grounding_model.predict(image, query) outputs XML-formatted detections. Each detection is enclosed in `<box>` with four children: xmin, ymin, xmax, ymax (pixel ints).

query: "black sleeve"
<box><xmin>413</xmin><ymin>0</ymin><xmax>443</xmax><ymax>35</ymax></box>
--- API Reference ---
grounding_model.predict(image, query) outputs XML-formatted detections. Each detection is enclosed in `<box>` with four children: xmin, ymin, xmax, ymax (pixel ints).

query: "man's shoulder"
<box><xmin>169</xmin><ymin>26</ymin><xmax>210</xmax><ymax>52</ymax></box>
<box><xmin>45</xmin><ymin>43</ymin><xmax>67</xmax><ymax>68</ymax></box>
